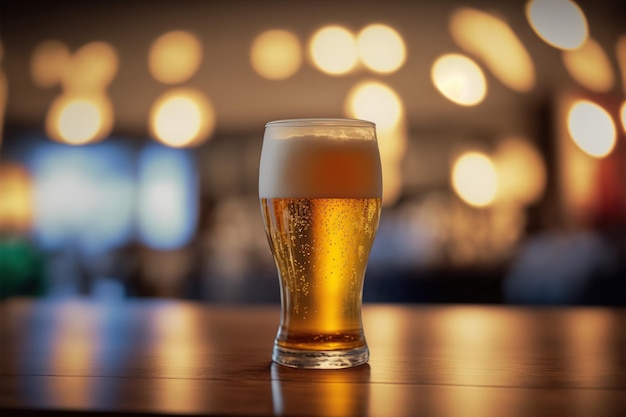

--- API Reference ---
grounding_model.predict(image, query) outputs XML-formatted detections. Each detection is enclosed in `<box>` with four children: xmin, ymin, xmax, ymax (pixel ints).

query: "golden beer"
<box><xmin>260</xmin><ymin>118</ymin><xmax>382</xmax><ymax>368</ymax></box>
<box><xmin>261</xmin><ymin>197</ymin><xmax>381</xmax><ymax>351</ymax></box>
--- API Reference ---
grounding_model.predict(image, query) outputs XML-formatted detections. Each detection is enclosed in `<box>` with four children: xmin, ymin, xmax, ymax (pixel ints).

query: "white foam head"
<box><xmin>259</xmin><ymin>119</ymin><xmax>382</xmax><ymax>199</ymax></box>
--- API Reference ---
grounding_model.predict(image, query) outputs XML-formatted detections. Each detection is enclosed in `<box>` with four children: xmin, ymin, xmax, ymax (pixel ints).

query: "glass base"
<box><xmin>272</xmin><ymin>344</ymin><xmax>369</xmax><ymax>369</ymax></box>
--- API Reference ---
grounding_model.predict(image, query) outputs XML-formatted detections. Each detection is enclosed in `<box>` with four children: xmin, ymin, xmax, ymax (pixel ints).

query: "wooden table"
<box><xmin>0</xmin><ymin>298</ymin><xmax>624</xmax><ymax>416</ymax></box>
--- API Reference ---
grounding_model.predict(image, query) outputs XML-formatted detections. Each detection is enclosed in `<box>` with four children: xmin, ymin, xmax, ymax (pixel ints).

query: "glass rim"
<box><xmin>265</xmin><ymin>118</ymin><xmax>375</xmax><ymax>128</ymax></box>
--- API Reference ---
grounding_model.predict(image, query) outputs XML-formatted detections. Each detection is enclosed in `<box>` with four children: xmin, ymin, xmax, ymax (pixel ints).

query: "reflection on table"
<box><xmin>1</xmin><ymin>298</ymin><xmax>624</xmax><ymax>416</ymax></box>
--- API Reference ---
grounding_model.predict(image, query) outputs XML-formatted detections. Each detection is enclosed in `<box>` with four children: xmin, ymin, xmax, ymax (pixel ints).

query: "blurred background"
<box><xmin>0</xmin><ymin>0</ymin><xmax>624</xmax><ymax>305</ymax></box>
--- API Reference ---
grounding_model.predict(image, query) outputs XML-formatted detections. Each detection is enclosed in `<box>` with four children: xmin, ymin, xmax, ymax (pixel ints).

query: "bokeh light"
<box><xmin>344</xmin><ymin>80</ymin><xmax>403</xmax><ymax>131</ymax></box>
<box><xmin>36</xmin><ymin>41</ymin><xmax>118</xmax><ymax>146</ymax></box>
<box><xmin>149</xmin><ymin>30</ymin><xmax>203</xmax><ymax>84</ymax></box>
<box><xmin>250</xmin><ymin>29</ymin><xmax>302</xmax><ymax>80</ymax></box>
<box><xmin>494</xmin><ymin>137</ymin><xmax>546</xmax><ymax>206</ymax></box>
<box><xmin>309</xmin><ymin>25</ymin><xmax>358</xmax><ymax>75</ymax></box>
<box><xmin>356</xmin><ymin>24</ymin><xmax>406</xmax><ymax>74</ymax></box>
<box><xmin>526</xmin><ymin>0</ymin><xmax>588</xmax><ymax>50</ymax></box>
<box><xmin>137</xmin><ymin>145</ymin><xmax>198</xmax><ymax>250</ymax></box>
<box><xmin>62</xmin><ymin>41</ymin><xmax>119</xmax><ymax>93</ymax></box>
<box><xmin>562</xmin><ymin>38</ymin><xmax>614</xmax><ymax>92</ymax></box>
<box><xmin>32</xmin><ymin>143</ymin><xmax>134</xmax><ymax>254</ymax></box>
<box><xmin>431</xmin><ymin>54</ymin><xmax>487</xmax><ymax>106</ymax></box>
<box><xmin>58</xmin><ymin>100</ymin><xmax>101</xmax><ymax>143</ymax></box>
<box><xmin>149</xmin><ymin>88</ymin><xmax>215</xmax><ymax>148</ymax></box>
<box><xmin>450</xmin><ymin>7</ymin><xmax>535</xmax><ymax>92</ymax></box>
<box><xmin>30</xmin><ymin>40</ymin><xmax>72</xmax><ymax>88</ymax></box>
<box><xmin>344</xmin><ymin>81</ymin><xmax>406</xmax><ymax>206</ymax></box>
<box><xmin>452</xmin><ymin>152</ymin><xmax>498</xmax><ymax>208</ymax></box>
<box><xmin>0</xmin><ymin>164</ymin><xmax>33</xmax><ymax>233</ymax></box>
<box><xmin>567</xmin><ymin>100</ymin><xmax>616</xmax><ymax>158</ymax></box>
<box><xmin>46</xmin><ymin>93</ymin><xmax>113</xmax><ymax>145</ymax></box>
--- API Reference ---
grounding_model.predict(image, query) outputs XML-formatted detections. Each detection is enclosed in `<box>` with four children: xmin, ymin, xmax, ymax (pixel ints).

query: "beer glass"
<box><xmin>259</xmin><ymin>118</ymin><xmax>382</xmax><ymax>369</ymax></box>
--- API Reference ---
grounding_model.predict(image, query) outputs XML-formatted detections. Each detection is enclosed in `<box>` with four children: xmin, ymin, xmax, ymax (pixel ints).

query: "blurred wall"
<box><xmin>0</xmin><ymin>0</ymin><xmax>624</xmax><ymax>305</ymax></box>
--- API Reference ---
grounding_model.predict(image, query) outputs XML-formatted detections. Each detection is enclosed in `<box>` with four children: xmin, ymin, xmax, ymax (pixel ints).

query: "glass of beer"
<box><xmin>259</xmin><ymin>118</ymin><xmax>382</xmax><ymax>369</ymax></box>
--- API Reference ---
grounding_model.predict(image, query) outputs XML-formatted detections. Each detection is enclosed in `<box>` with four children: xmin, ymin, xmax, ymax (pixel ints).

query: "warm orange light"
<box><xmin>151</xmin><ymin>304</ymin><xmax>204</xmax><ymax>409</ymax></box>
<box><xmin>30</xmin><ymin>40</ymin><xmax>72</xmax><ymax>88</ymax></box>
<box><xmin>0</xmin><ymin>164</ymin><xmax>32</xmax><ymax>232</ymax></box>
<box><xmin>309</xmin><ymin>26</ymin><xmax>358</xmax><ymax>75</ymax></box>
<box><xmin>344</xmin><ymin>81</ymin><xmax>406</xmax><ymax>206</ymax></box>
<box><xmin>34</xmin><ymin>41</ymin><xmax>117</xmax><ymax>146</ymax></box>
<box><xmin>46</xmin><ymin>93</ymin><xmax>113</xmax><ymax>145</ymax></box>
<box><xmin>344</xmin><ymin>80</ymin><xmax>403</xmax><ymax>131</ymax></box>
<box><xmin>494</xmin><ymin>137</ymin><xmax>546</xmax><ymax>206</ymax></box>
<box><xmin>526</xmin><ymin>0</ymin><xmax>588</xmax><ymax>50</ymax></box>
<box><xmin>562</xmin><ymin>38</ymin><xmax>614</xmax><ymax>92</ymax></box>
<box><xmin>452</xmin><ymin>152</ymin><xmax>498</xmax><ymax>208</ymax></box>
<box><xmin>526</xmin><ymin>0</ymin><xmax>589</xmax><ymax>49</ymax></box>
<box><xmin>620</xmin><ymin>100</ymin><xmax>626</xmax><ymax>134</ymax></box>
<box><xmin>250</xmin><ymin>29</ymin><xmax>302</xmax><ymax>80</ymax></box>
<box><xmin>62</xmin><ymin>41</ymin><xmax>119</xmax><ymax>93</ymax></box>
<box><xmin>616</xmin><ymin>35</ymin><xmax>626</xmax><ymax>95</ymax></box>
<box><xmin>48</xmin><ymin>302</ymin><xmax>101</xmax><ymax>405</ymax></box>
<box><xmin>356</xmin><ymin>24</ymin><xmax>406</xmax><ymax>74</ymax></box>
<box><xmin>433</xmin><ymin>309</ymin><xmax>520</xmax><ymax>386</ymax></box>
<box><xmin>59</xmin><ymin>101</ymin><xmax>101</xmax><ymax>142</ymax></box>
<box><xmin>149</xmin><ymin>88</ymin><xmax>215</xmax><ymax>148</ymax></box>
<box><xmin>450</xmin><ymin>7</ymin><xmax>535</xmax><ymax>92</ymax></box>
<box><xmin>154</xmin><ymin>96</ymin><xmax>201</xmax><ymax>144</ymax></box>
<box><xmin>560</xmin><ymin>130</ymin><xmax>597</xmax><ymax>223</ymax></box>
<box><xmin>567</xmin><ymin>100</ymin><xmax>616</xmax><ymax>158</ymax></box>
<box><xmin>431</xmin><ymin>54</ymin><xmax>486</xmax><ymax>106</ymax></box>
<box><xmin>149</xmin><ymin>31</ymin><xmax>203</xmax><ymax>84</ymax></box>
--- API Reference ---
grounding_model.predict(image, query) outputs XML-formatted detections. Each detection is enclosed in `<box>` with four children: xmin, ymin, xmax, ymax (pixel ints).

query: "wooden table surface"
<box><xmin>0</xmin><ymin>298</ymin><xmax>624</xmax><ymax>416</ymax></box>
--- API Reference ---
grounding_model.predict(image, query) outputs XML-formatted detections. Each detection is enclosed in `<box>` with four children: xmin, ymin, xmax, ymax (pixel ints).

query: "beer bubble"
<box><xmin>261</xmin><ymin>197</ymin><xmax>380</xmax><ymax>351</ymax></box>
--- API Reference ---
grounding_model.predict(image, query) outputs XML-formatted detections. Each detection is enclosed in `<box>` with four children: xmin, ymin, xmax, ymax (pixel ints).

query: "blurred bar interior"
<box><xmin>0</xmin><ymin>0</ymin><xmax>624</xmax><ymax>305</ymax></box>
